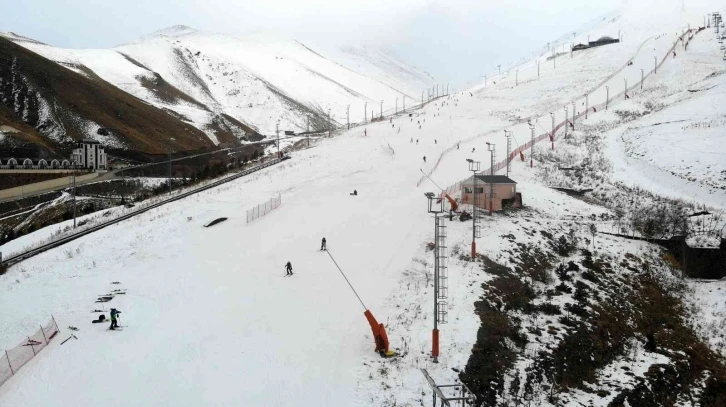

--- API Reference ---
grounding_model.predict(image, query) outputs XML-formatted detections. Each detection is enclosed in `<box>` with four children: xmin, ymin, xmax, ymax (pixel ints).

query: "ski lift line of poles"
<box><xmin>326</xmin><ymin>249</ymin><xmax>367</xmax><ymax>311</ymax></box>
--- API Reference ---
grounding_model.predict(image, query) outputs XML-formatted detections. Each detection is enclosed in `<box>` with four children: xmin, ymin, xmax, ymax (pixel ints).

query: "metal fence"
<box><xmin>0</xmin><ymin>316</ymin><xmax>60</xmax><ymax>388</ymax></box>
<box><xmin>246</xmin><ymin>194</ymin><xmax>282</xmax><ymax>223</ymax></box>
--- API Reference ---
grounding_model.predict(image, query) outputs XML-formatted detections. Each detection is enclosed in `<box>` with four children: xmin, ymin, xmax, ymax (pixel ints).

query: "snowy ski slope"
<box><xmin>1</xmin><ymin>3</ymin><xmax>725</xmax><ymax>406</ymax></box>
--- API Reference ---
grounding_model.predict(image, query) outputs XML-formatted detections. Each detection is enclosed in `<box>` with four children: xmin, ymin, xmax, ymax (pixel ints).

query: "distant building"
<box><xmin>461</xmin><ymin>175</ymin><xmax>521</xmax><ymax>212</ymax></box>
<box><xmin>71</xmin><ymin>140</ymin><xmax>107</xmax><ymax>170</ymax></box>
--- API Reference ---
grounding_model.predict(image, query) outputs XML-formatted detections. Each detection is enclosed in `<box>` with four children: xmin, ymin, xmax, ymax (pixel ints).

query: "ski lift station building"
<box><xmin>461</xmin><ymin>175</ymin><xmax>521</xmax><ymax>212</ymax></box>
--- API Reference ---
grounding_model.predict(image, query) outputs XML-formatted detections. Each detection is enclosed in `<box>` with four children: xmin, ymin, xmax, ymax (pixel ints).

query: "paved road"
<box><xmin>0</xmin><ymin>171</ymin><xmax>117</xmax><ymax>204</ymax></box>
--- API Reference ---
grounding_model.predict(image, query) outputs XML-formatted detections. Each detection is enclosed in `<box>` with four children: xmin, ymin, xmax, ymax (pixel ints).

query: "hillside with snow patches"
<box><xmin>3</xmin><ymin>26</ymin><xmax>434</xmax><ymax>144</ymax></box>
<box><xmin>1</xmin><ymin>3</ymin><xmax>726</xmax><ymax>407</ymax></box>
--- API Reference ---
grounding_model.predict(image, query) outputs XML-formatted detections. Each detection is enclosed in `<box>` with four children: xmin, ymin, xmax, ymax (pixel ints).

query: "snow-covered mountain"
<box><xmin>2</xmin><ymin>2</ymin><xmax>726</xmax><ymax>407</ymax></box>
<box><xmin>3</xmin><ymin>26</ymin><xmax>434</xmax><ymax>144</ymax></box>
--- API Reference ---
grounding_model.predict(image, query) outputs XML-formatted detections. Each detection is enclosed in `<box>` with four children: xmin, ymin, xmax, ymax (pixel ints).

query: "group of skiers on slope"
<box><xmin>285</xmin><ymin>237</ymin><xmax>327</xmax><ymax>276</ymax></box>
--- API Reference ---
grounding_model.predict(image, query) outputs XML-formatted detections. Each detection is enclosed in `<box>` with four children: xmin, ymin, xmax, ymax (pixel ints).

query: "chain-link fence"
<box><xmin>246</xmin><ymin>194</ymin><xmax>282</xmax><ymax>223</ymax></box>
<box><xmin>0</xmin><ymin>316</ymin><xmax>60</xmax><ymax>388</ymax></box>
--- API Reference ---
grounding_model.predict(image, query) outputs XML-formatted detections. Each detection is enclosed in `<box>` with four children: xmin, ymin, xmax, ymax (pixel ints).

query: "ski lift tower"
<box><xmin>424</xmin><ymin>192</ymin><xmax>448</xmax><ymax>363</ymax></box>
<box><xmin>466</xmin><ymin>159</ymin><xmax>481</xmax><ymax>257</ymax></box>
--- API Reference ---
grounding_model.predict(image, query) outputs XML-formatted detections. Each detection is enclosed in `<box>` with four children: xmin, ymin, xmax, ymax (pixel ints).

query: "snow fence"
<box><xmin>0</xmin><ymin>316</ymin><xmax>60</xmax><ymax>388</ymax></box>
<box><xmin>246</xmin><ymin>194</ymin><xmax>282</xmax><ymax>223</ymax></box>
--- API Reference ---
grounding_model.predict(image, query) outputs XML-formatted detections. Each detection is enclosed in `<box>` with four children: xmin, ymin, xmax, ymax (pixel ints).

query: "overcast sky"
<box><xmin>1</xmin><ymin>0</ymin><xmax>626</xmax><ymax>85</ymax></box>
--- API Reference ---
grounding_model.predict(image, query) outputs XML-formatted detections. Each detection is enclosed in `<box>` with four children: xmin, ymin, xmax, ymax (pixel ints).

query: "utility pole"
<box><xmin>550</xmin><ymin>112</ymin><xmax>555</xmax><ymax>150</ymax></box>
<box><xmin>605</xmin><ymin>86</ymin><xmax>610</xmax><ymax>110</ymax></box>
<box><xmin>504</xmin><ymin>130</ymin><xmax>512</xmax><ymax>178</ymax></box>
<box><xmin>654</xmin><ymin>56</ymin><xmax>657</xmax><ymax>74</ymax></box>
<box><xmin>346</xmin><ymin>105</ymin><xmax>350</xmax><ymax>130</ymax></box>
<box><xmin>529</xmin><ymin>121</ymin><xmax>535</xmax><ymax>168</ymax></box>
<box><xmin>564</xmin><ymin>106</ymin><xmax>568</xmax><ymax>139</ymax></box>
<box><xmin>424</xmin><ymin>192</ymin><xmax>446</xmax><ymax>363</ymax></box>
<box><xmin>364</xmin><ymin>102</ymin><xmax>367</xmax><ymax>124</ymax></box>
<box><xmin>486</xmin><ymin>143</ymin><xmax>495</xmax><ymax>215</ymax></box>
<box><xmin>168</xmin><ymin>137</ymin><xmax>175</xmax><ymax>195</ymax></box>
<box><xmin>72</xmin><ymin>160</ymin><xmax>77</xmax><ymax>228</ymax></box>
<box><xmin>276</xmin><ymin>121</ymin><xmax>280</xmax><ymax>156</ymax></box>
<box><xmin>307</xmin><ymin>116</ymin><xmax>310</xmax><ymax>133</ymax></box>
<box><xmin>466</xmin><ymin>159</ymin><xmax>480</xmax><ymax>258</ymax></box>
<box><xmin>624</xmin><ymin>78</ymin><xmax>628</xmax><ymax>99</ymax></box>
<box><xmin>585</xmin><ymin>94</ymin><xmax>589</xmax><ymax>119</ymax></box>
<box><xmin>380</xmin><ymin>100</ymin><xmax>383</xmax><ymax>120</ymax></box>
<box><xmin>572</xmin><ymin>101</ymin><xmax>576</xmax><ymax>130</ymax></box>
<box><xmin>537</xmin><ymin>61</ymin><xmax>540</xmax><ymax>77</ymax></box>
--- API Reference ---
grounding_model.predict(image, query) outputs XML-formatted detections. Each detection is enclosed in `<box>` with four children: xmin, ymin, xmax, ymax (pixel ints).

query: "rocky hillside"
<box><xmin>0</xmin><ymin>36</ymin><xmax>228</xmax><ymax>158</ymax></box>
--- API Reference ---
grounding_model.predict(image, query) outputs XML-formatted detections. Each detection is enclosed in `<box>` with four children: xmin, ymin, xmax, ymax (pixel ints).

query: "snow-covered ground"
<box><xmin>3</xmin><ymin>27</ymin><xmax>434</xmax><ymax>142</ymax></box>
<box><xmin>1</xmin><ymin>3</ymin><xmax>725</xmax><ymax>406</ymax></box>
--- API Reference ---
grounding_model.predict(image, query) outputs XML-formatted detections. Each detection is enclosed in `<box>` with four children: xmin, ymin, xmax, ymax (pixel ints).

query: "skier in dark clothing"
<box><xmin>285</xmin><ymin>261</ymin><xmax>293</xmax><ymax>276</ymax></box>
<box><xmin>109</xmin><ymin>308</ymin><xmax>121</xmax><ymax>330</ymax></box>
<box><xmin>423</xmin><ymin>156</ymin><xmax>427</xmax><ymax>162</ymax></box>
<box><xmin>321</xmin><ymin>237</ymin><xmax>327</xmax><ymax>251</ymax></box>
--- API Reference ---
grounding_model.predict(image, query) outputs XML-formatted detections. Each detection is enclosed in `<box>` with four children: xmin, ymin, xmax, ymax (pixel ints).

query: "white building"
<box><xmin>71</xmin><ymin>140</ymin><xmax>107</xmax><ymax>170</ymax></box>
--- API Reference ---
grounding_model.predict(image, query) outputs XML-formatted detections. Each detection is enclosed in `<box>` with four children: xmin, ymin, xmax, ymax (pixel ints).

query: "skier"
<box><xmin>472</xmin><ymin>147</ymin><xmax>476</xmax><ymax>153</ymax></box>
<box><xmin>416</xmin><ymin>139</ymin><xmax>419</xmax><ymax>144</ymax></box>
<box><xmin>321</xmin><ymin>237</ymin><xmax>327</xmax><ymax>251</ymax></box>
<box><xmin>423</xmin><ymin>156</ymin><xmax>427</xmax><ymax>162</ymax></box>
<box><xmin>457</xmin><ymin>143</ymin><xmax>460</xmax><ymax>150</ymax></box>
<box><xmin>435</xmin><ymin>140</ymin><xmax>437</xmax><ymax>144</ymax></box>
<box><xmin>285</xmin><ymin>261</ymin><xmax>293</xmax><ymax>276</ymax></box>
<box><xmin>109</xmin><ymin>308</ymin><xmax>121</xmax><ymax>330</ymax></box>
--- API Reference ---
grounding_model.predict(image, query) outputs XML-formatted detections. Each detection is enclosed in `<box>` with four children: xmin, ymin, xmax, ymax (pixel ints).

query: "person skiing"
<box><xmin>423</xmin><ymin>156</ymin><xmax>427</xmax><ymax>162</ymax></box>
<box><xmin>109</xmin><ymin>308</ymin><xmax>121</xmax><ymax>330</ymax></box>
<box><xmin>285</xmin><ymin>261</ymin><xmax>293</xmax><ymax>276</ymax></box>
<box><xmin>321</xmin><ymin>237</ymin><xmax>327</xmax><ymax>251</ymax></box>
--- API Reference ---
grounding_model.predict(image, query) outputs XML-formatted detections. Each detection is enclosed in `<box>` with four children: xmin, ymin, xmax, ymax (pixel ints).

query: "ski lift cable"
<box><xmin>326</xmin><ymin>250</ymin><xmax>367</xmax><ymax>311</ymax></box>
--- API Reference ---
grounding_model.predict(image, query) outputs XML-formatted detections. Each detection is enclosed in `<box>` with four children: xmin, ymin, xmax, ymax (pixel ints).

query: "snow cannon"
<box><xmin>436</xmin><ymin>192</ymin><xmax>458</xmax><ymax>212</ymax></box>
<box><xmin>364</xmin><ymin>310</ymin><xmax>396</xmax><ymax>358</ymax></box>
<box><xmin>325</xmin><ymin>250</ymin><xmax>398</xmax><ymax>359</ymax></box>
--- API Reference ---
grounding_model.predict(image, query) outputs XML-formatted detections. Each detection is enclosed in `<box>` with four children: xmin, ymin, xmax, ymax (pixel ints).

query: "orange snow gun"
<box><xmin>364</xmin><ymin>310</ymin><xmax>395</xmax><ymax>357</ymax></box>
<box><xmin>436</xmin><ymin>192</ymin><xmax>458</xmax><ymax>212</ymax></box>
<box><xmin>327</xmin><ymin>250</ymin><xmax>397</xmax><ymax>358</ymax></box>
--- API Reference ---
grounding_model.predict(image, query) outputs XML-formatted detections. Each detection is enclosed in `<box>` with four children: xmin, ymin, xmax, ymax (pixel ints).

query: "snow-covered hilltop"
<box><xmin>3</xmin><ymin>27</ymin><xmax>434</xmax><ymax>143</ymax></box>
